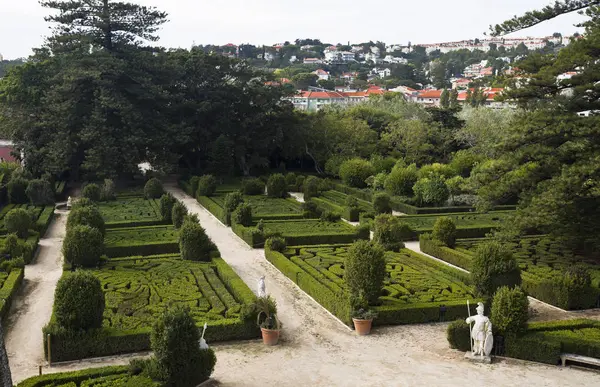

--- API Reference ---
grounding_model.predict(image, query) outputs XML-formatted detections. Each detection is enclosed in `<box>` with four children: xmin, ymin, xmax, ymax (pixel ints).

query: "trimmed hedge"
<box><xmin>17</xmin><ymin>366</ymin><xmax>131</xmax><ymax>387</ymax></box>
<box><xmin>420</xmin><ymin>234</ymin><xmax>472</xmax><ymax>270</ymax></box>
<box><xmin>0</xmin><ymin>268</ymin><xmax>24</xmax><ymax>319</ymax></box>
<box><xmin>35</xmin><ymin>206</ymin><xmax>54</xmax><ymax>236</ymax></box>
<box><xmin>374</xmin><ymin>299</ymin><xmax>475</xmax><ymax>326</ymax></box>
<box><xmin>197</xmin><ymin>196</ymin><xmax>229</xmax><ymax>224</ymax></box>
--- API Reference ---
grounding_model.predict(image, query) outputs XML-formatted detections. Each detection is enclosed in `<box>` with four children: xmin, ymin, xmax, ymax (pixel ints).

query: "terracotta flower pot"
<box><xmin>261</xmin><ymin>327</ymin><xmax>280</xmax><ymax>345</ymax></box>
<box><xmin>353</xmin><ymin>318</ymin><xmax>373</xmax><ymax>335</ymax></box>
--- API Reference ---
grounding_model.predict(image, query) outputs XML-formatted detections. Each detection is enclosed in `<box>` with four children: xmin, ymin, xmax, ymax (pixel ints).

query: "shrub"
<box><xmin>471</xmin><ymin>241</ymin><xmax>521</xmax><ymax>297</ymax></box>
<box><xmin>324</xmin><ymin>155</ymin><xmax>348</xmax><ymax>177</ymax></box>
<box><xmin>303</xmin><ymin>176</ymin><xmax>320</xmax><ymax>201</ymax></box>
<box><xmin>233</xmin><ymin>203</ymin><xmax>252</xmax><ymax>227</ymax></box>
<box><xmin>370</xmin><ymin>155</ymin><xmax>396</xmax><ymax>174</ymax></box>
<box><xmin>63</xmin><ymin>225</ymin><xmax>104</xmax><ymax>267</ymax></box>
<box><xmin>372</xmin><ymin>214</ymin><xmax>412</xmax><ymax>251</ymax></box>
<box><xmin>417</xmin><ymin>163</ymin><xmax>456</xmax><ymax>179</ymax></box>
<box><xmin>384</xmin><ymin>164</ymin><xmax>418</xmax><ymax>196</ymax></box>
<box><xmin>265</xmin><ymin>237</ymin><xmax>287</xmax><ymax>252</ymax></box>
<box><xmin>285</xmin><ymin>172</ymin><xmax>297</xmax><ymax>187</ymax></box>
<box><xmin>450</xmin><ymin>150</ymin><xmax>485</xmax><ymax>177</ymax></box>
<box><xmin>7</xmin><ymin>176</ymin><xmax>29</xmax><ymax>204</ymax></box>
<box><xmin>346</xmin><ymin>195</ymin><xmax>359</xmax><ymax>209</ymax></box>
<box><xmin>241</xmin><ymin>178</ymin><xmax>264</xmax><ymax>195</ymax></box>
<box><xmin>26</xmin><ymin>179</ymin><xmax>54</xmax><ymax>205</ymax></box>
<box><xmin>67</xmin><ymin>206</ymin><xmax>106</xmax><ymax>237</ymax></box>
<box><xmin>370</xmin><ymin>172</ymin><xmax>387</xmax><ymax>191</ymax></box>
<box><xmin>339</xmin><ymin>158</ymin><xmax>375</xmax><ymax>188</ymax></box>
<box><xmin>224</xmin><ymin>191</ymin><xmax>244</xmax><ymax>214</ymax></box>
<box><xmin>72</xmin><ymin>197</ymin><xmax>95</xmax><ymax>210</ymax></box>
<box><xmin>5</xmin><ymin>208</ymin><xmax>31</xmax><ymax>238</ymax></box>
<box><xmin>100</xmin><ymin>179</ymin><xmax>116</xmax><ymax>201</ymax></box>
<box><xmin>491</xmin><ymin>286</ymin><xmax>529</xmax><ymax>335</ymax></box>
<box><xmin>179</xmin><ymin>221</ymin><xmax>213</xmax><ymax>261</ymax></box>
<box><xmin>151</xmin><ymin>306</ymin><xmax>217</xmax><ymax>387</ymax></box>
<box><xmin>160</xmin><ymin>194</ymin><xmax>176</xmax><ymax>222</ymax></box>
<box><xmin>446</xmin><ymin>176</ymin><xmax>466</xmax><ymax>198</ymax></box>
<box><xmin>189</xmin><ymin>176</ymin><xmax>200</xmax><ymax>196</ymax></box>
<box><xmin>372</xmin><ymin>192</ymin><xmax>392</xmax><ymax>214</ymax></box>
<box><xmin>197</xmin><ymin>175</ymin><xmax>217</xmax><ymax>197</ymax></box>
<box><xmin>560</xmin><ymin>265</ymin><xmax>593</xmax><ymax>309</ymax></box>
<box><xmin>82</xmin><ymin>183</ymin><xmax>102</xmax><ymax>202</ymax></box>
<box><xmin>54</xmin><ymin>271</ymin><xmax>105</xmax><ymax>331</ymax></box>
<box><xmin>319</xmin><ymin>178</ymin><xmax>334</xmax><ymax>192</ymax></box>
<box><xmin>345</xmin><ymin>240</ymin><xmax>386</xmax><ymax>305</ymax></box>
<box><xmin>301</xmin><ymin>200</ymin><xmax>321</xmax><ymax>218</ymax></box>
<box><xmin>447</xmin><ymin>320</ymin><xmax>471</xmax><ymax>351</ymax></box>
<box><xmin>144</xmin><ymin>178</ymin><xmax>164</xmax><ymax>199</ymax></box>
<box><xmin>294</xmin><ymin>175</ymin><xmax>305</xmax><ymax>191</ymax></box>
<box><xmin>412</xmin><ymin>177</ymin><xmax>449</xmax><ymax>206</ymax></box>
<box><xmin>171</xmin><ymin>202</ymin><xmax>188</xmax><ymax>229</ymax></box>
<box><xmin>432</xmin><ymin>216</ymin><xmax>457</xmax><ymax>248</ymax></box>
<box><xmin>320</xmin><ymin>211</ymin><xmax>341</xmax><ymax>222</ymax></box>
<box><xmin>266</xmin><ymin>174</ymin><xmax>288</xmax><ymax>198</ymax></box>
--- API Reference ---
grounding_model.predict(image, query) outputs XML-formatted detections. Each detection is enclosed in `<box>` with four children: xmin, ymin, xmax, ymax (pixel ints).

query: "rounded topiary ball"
<box><xmin>172</xmin><ymin>201</ymin><xmax>188</xmax><ymax>229</ymax></box>
<box><xmin>267</xmin><ymin>174</ymin><xmax>288</xmax><ymax>198</ymax></box>
<box><xmin>491</xmin><ymin>286</ymin><xmax>529</xmax><ymax>335</ymax></box>
<box><xmin>82</xmin><ymin>183</ymin><xmax>101</xmax><ymax>202</ymax></box>
<box><xmin>339</xmin><ymin>158</ymin><xmax>375</xmax><ymax>188</ymax></box>
<box><xmin>472</xmin><ymin>241</ymin><xmax>521</xmax><ymax>297</ymax></box>
<box><xmin>345</xmin><ymin>240</ymin><xmax>386</xmax><ymax>305</ymax></box>
<box><xmin>144</xmin><ymin>178</ymin><xmax>164</xmax><ymax>199</ymax></box>
<box><xmin>179</xmin><ymin>221</ymin><xmax>213</xmax><ymax>261</ymax></box>
<box><xmin>5</xmin><ymin>208</ymin><xmax>32</xmax><ymax>238</ymax></box>
<box><xmin>63</xmin><ymin>225</ymin><xmax>104</xmax><ymax>267</ymax></box>
<box><xmin>67</xmin><ymin>205</ymin><xmax>105</xmax><ymax>236</ymax></box>
<box><xmin>54</xmin><ymin>270</ymin><xmax>105</xmax><ymax>330</ymax></box>
<box><xmin>160</xmin><ymin>193</ymin><xmax>176</xmax><ymax>222</ymax></box>
<box><xmin>196</xmin><ymin>175</ymin><xmax>217</xmax><ymax>197</ymax></box>
<box><xmin>432</xmin><ymin>216</ymin><xmax>457</xmax><ymax>248</ymax></box>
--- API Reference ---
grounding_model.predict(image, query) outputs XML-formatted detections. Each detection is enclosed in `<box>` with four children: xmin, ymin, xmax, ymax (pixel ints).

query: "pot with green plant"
<box><xmin>352</xmin><ymin>308</ymin><xmax>378</xmax><ymax>335</ymax></box>
<box><xmin>256</xmin><ymin>295</ymin><xmax>281</xmax><ymax>345</ymax></box>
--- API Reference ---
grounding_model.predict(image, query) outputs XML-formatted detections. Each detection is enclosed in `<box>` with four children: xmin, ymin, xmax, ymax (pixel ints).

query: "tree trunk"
<box><xmin>305</xmin><ymin>145</ymin><xmax>324</xmax><ymax>175</ymax></box>
<box><xmin>0</xmin><ymin>320</ymin><xmax>13</xmax><ymax>387</ymax></box>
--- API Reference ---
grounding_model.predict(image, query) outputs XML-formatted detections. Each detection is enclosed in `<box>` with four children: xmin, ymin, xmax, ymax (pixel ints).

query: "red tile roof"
<box><xmin>417</xmin><ymin>90</ymin><xmax>443</xmax><ymax>99</ymax></box>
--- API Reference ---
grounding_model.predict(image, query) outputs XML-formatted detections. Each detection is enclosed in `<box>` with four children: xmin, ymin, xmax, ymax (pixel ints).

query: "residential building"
<box><xmin>373</xmin><ymin>68</ymin><xmax>391</xmax><ymax>78</ymax></box>
<box><xmin>286</xmin><ymin>86</ymin><xmax>386</xmax><ymax>111</ymax></box>
<box><xmin>264</xmin><ymin>52</ymin><xmax>275</xmax><ymax>61</ymax></box>
<box><xmin>324</xmin><ymin>51</ymin><xmax>339</xmax><ymax>62</ymax></box>
<box><xmin>340</xmin><ymin>51</ymin><xmax>355</xmax><ymax>62</ymax></box>
<box><xmin>383</xmin><ymin>55</ymin><xmax>408</xmax><ymax>64</ymax></box>
<box><xmin>313</xmin><ymin>69</ymin><xmax>330</xmax><ymax>80</ymax></box>
<box><xmin>303</xmin><ymin>58</ymin><xmax>323</xmax><ymax>65</ymax></box>
<box><xmin>300</xmin><ymin>45</ymin><xmax>315</xmax><ymax>51</ymax></box>
<box><xmin>365</xmin><ymin>53</ymin><xmax>381</xmax><ymax>63</ymax></box>
<box><xmin>452</xmin><ymin>78</ymin><xmax>471</xmax><ymax>89</ymax></box>
<box><xmin>415</xmin><ymin>89</ymin><xmax>443</xmax><ymax>107</ymax></box>
<box><xmin>342</xmin><ymin>72</ymin><xmax>358</xmax><ymax>82</ymax></box>
<box><xmin>0</xmin><ymin>140</ymin><xmax>16</xmax><ymax>162</ymax></box>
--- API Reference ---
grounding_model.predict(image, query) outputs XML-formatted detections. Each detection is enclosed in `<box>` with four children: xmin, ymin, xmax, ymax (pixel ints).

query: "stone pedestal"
<box><xmin>464</xmin><ymin>352</ymin><xmax>492</xmax><ymax>364</ymax></box>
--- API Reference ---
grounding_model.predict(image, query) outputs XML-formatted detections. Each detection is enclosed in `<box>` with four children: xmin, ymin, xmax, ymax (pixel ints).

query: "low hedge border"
<box><xmin>197</xmin><ymin>196</ymin><xmax>229</xmax><ymax>225</ymax></box>
<box><xmin>35</xmin><ymin>206</ymin><xmax>55</xmax><ymax>236</ymax></box>
<box><xmin>374</xmin><ymin>299</ymin><xmax>479</xmax><ymax>326</ymax></box>
<box><xmin>0</xmin><ymin>268</ymin><xmax>24</xmax><ymax>320</ymax></box>
<box><xmin>419</xmin><ymin>235</ymin><xmax>472</xmax><ymax>270</ymax></box>
<box><xmin>105</xmin><ymin>241</ymin><xmax>180</xmax><ymax>258</ymax></box>
<box><xmin>312</xmin><ymin>197</ymin><xmax>360</xmax><ymax>222</ymax></box>
<box><xmin>105</xmin><ymin>219</ymin><xmax>171</xmax><ymax>229</ymax></box>
<box><xmin>17</xmin><ymin>366</ymin><xmax>130</xmax><ymax>387</ymax></box>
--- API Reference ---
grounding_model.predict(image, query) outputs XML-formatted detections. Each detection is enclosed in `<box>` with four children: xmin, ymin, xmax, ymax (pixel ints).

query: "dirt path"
<box><xmin>5</xmin><ymin>209</ymin><xmax>67</xmax><ymax>383</ymax></box>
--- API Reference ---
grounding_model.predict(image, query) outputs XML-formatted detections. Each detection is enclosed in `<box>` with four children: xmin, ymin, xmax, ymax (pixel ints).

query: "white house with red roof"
<box><xmin>313</xmin><ymin>69</ymin><xmax>330</xmax><ymax>81</ymax></box>
<box><xmin>286</xmin><ymin>86</ymin><xmax>387</xmax><ymax>111</ymax></box>
<box><xmin>303</xmin><ymin>58</ymin><xmax>323</xmax><ymax>65</ymax></box>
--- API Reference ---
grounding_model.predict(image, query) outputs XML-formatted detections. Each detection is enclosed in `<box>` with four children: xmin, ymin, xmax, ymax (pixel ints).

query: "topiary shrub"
<box><xmin>189</xmin><ymin>176</ymin><xmax>200</xmax><ymax>196</ymax></box>
<box><xmin>63</xmin><ymin>225</ymin><xmax>104</xmax><ymax>267</ymax></box>
<box><xmin>320</xmin><ymin>211</ymin><xmax>341</xmax><ymax>222</ymax></box>
<box><xmin>26</xmin><ymin>179</ymin><xmax>54</xmax><ymax>205</ymax></box>
<box><xmin>412</xmin><ymin>177</ymin><xmax>449</xmax><ymax>207</ymax></box>
<box><xmin>432</xmin><ymin>216</ymin><xmax>457</xmax><ymax>248</ymax></box>
<box><xmin>100</xmin><ymin>179</ymin><xmax>116</xmax><ymax>201</ymax></box>
<box><xmin>372</xmin><ymin>192</ymin><xmax>392</xmax><ymax>214</ymax></box>
<box><xmin>294</xmin><ymin>175</ymin><xmax>305</xmax><ymax>192</ymax></box>
<box><xmin>82</xmin><ymin>183</ymin><xmax>101</xmax><ymax>202</ymax></box>
<box><xmin>7</xmin><ymin>176</ymin><xmax>29</xmax><ymax>204</ymax></box>
<box><xmin>241</xmin><ymin>178</ymin><xmax>264</xmax><ymax>195</ymax></box>
<box><xmin>151</xmin><ymin>306</ymin><xmax>216</xmax><ymax>387</ymax></box>
<box><xmin>285</xmin><ymin>172</ymin><xmax>297</xmax><ymax>188</ymax></box>
<box><xmin>384</xmin><ymin>164</ymin><xmax>418</xmax><ymax>196</ymax></box>
<box><xmin>447</xmin><ymin>319</ymin><xmax>471</xmax><ymax>351</ymax></box>
<box><xmin>233</xmin><ymin>203</ymin><xmax>252</xmax><ymax>227</ymax></box>
<box><xmin>67</xmin><ymin>206</ymin><xmax>106</xmax><ymax>237</ymax></box>
<box><xmin>179</xmin><ymin>221</ymin><xmax>213</xmax><ymax>261</ymax></box>
<box><xmin>372</xmin><ymin>214</ymin><xmax>412</xmax><ymax>251</ymax></box>
<box><xmin>339</xmin><ymin>158</ymin><xmax>375</xmax><ymax>188</ymax></box>
<box><xmin>491</xmin><ymin>286</ymin><xmax>529</xmax><ymax>335</ymax></box>
<box><xmin>144</xmin><ymin>178</ymin><xmax>164</xmax><ymax>199</ymax></box>
<box><xmin>471</xmin><ymin>241</ymin><xmax>521</xmax><ymax>297</ymax></box>
<box><xmin>160</xmin><ymin>194</ymin><xmax>177</xmax><ymax>222</ymax></box>
<box><xmin>171</xmin><ymin>201</ymin><xmax>188</xmax><ymax>229</ymax></box>
<box><xmin>5</xmin><ymin>208</ymin><xmax>31</xmax><ymax>238</ymax></box>
<box><xmin>72</xmin><ymin>197</ymin><xmax>95</xmax><ymax>210</ymax></box>
<box><xmin>224</xmin><ymin>191</ymin><xmax>244</xmax><ymax>214</ymax></box>
<box><xmin>266</xmin><ymin>174</ymin><xmax>288</xmax><ymax>198</ymax></box>
<box><xmin>303</xmin><ymin>176</ymin><xmax>320</xmax><ymax>201</ymax></box>
<box><xmin>301</xmin><ymin>200</ymin><xmax>321</xmax><ymax>218</ymax></box>
<box><xmin>417</xmin><ymin>163</ymin><xmax>456</xmax><ymax>179</ymax></box>
<box><xmin>54</xmin><ymin>271</ymin><xmax>105</xmax><ymax>331</ymax></box>
<box><xmin>346</xmin><ymin>195</ymin><xmax>359</xmax><ymax>209</ymax></box>
<box><xmin>265</xmin><ymin>236</ymin><xmax>286</xmax><ymax>252</ymax></box>
<box><xmin>197</xmin><ymin>175</ymin><xmax>217</xmax><ymax>197</ymax></box>
<box><xmin>345</xmin><ymin>240</ymin><xmax>386</xmax><ymax>305</ymax></box>
<box><xmin>318</xmin><ymin>178</ymin><xmax>334</xmax><ymax>192</ymax></box>
<box><xmin>559</xmin><ymin>265</ymin><xmax>594</xmax><ymax>309</ymax></box>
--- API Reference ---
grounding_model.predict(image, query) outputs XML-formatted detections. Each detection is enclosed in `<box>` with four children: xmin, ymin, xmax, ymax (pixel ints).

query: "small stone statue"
<box><xmin>198</xmin><ymin>322</ymin><xmax>209</xmax><ymax>350</ymax></box>
<box><xmin>66</xmin><ymin>196</ymin><xmax>72</xmax><ymax>209</ymax></box>
<box><xmin>465</xmin><ymin>302</ymin><xmax>493</xmax><ymax>357</ymax></box>
<box><xmin>258</xmin><ymin>276</ymin><xmax>266</xmax><ymax>298</ymax></box>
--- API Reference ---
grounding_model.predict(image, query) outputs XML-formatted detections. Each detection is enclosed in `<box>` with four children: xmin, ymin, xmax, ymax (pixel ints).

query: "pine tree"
<box><xmin>440</xmin><ymin>89</ymin><xmax>450</xmax><ymax>109</ymax></box>
<box><xmin>449</xmin><ymin>89</ymin><xmax>459</xmax><ymax>110</ymax></box>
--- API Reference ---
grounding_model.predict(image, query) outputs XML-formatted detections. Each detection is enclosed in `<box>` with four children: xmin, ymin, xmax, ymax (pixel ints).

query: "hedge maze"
<box><xmin>401</xmin><ymin>211</ymin><xmax>513</xmax><ymax>238</ymax></box>
<box><xmin>211</xmin><ymin>194</ymin><xmax>305</xmax><ymax>220</ymax></box>
<box><xmin>104</xmin><ymin>225</ymin><xmax>180</xmax><ymax>258</ymax></box>
<box><xmin>97</xmin><ymin>197</ymin><xmax>165</xmax><ymax>228</ymax></box>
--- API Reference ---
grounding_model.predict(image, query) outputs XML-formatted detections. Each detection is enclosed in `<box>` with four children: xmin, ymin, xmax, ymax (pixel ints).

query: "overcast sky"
<box><xmin>2</xmin><ymin>0</ymin><xmax>587</xmax><ymax>59</ymax></box>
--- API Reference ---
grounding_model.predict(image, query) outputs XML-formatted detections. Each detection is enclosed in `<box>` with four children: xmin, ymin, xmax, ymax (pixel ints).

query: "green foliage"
<box><xmin>255</xmin><ymin>295</ymin><xmax>279</xmax><ymax>329</ymax></box>
<box><xmin>266</xmin><ymin>173</ymin><xmax>288</xmax><ymax>198</ymax></box>
<box><xmin>372</xmin><ymin>192</ymin><xmax>392</xmax><ymax>214</ymax></box>
<box><xmin>370</xmin><ymin>155</ymin><xmax>397</xmax><ymax>174</ymax></box>
<box><xmin>320</xmin><ymin>211</ymin><xmax>341</xmax><ymax>222</ymax></box>
<box><xmin>26</xmin><ymin>179</ymin><xmax>54</xmax><ymax>206</ymax></box>
<box><xmin>284</xmin><ymin>173</ymin><xmax>296</xmax><ymax>187</ymax></box>
<box><xmin>265</xmin><ymin>237</ymin><xmax>286</xmax><ymax>252</ymax></box>
<box><xmin>171</xmin><ymin>202</ymin><xmax>187</xmax><ymax>229</ymax></box>
<box><xmin>447</xmin><ymin>320</ymin><xmax>471</xmax><ymax>351</ymax></box>
<box><xmin>418</xmin><ymin>163</ymin><xmax>456</xmax><ymax>180</ymax></box>
<box><xmin>223</xmin><ymin>191</ymin><xmax>244</xmax><ymax>214</ymax></box>
<box><xmin>241</xmin><ymin>178</ymin><xmax>264</xmax><ymax>195</ymax></box>
<box><xmin>151</xmin><ymin>306</ymin><xmax>216</xmax><ymax>387</ymax></box>
<box><xmin>471</xmin><ymin>241</ymin><xmax>521</xmax><ymax>296</ymax></box>
<box><xmin>384</xmin><ymin>164</ymin><xmax>418</xmax><ymax>196</ymax></box>
<box><xmin>8</xmin><ymin>177</ymin><xmax>29</xmax><ymax>204</ymax></box>
<box><xmin>491</xmin><ymin>286</ymin><xmax>529</xmax><ymax>335</ymax></box>
<box><xmin>301</xmin><ymin>200</ymin><xmax>321</xmax><ymax>218</ymax></box>
<box><xmin>318</xmin><ymin>178</ymin><xmax>334</xmax><ymax>192</ymax></box>
<box><xmin>431</xmin><ymin>216</ymin><xmax>457</xmax><ymax>248</ymax></box>
<box><xmin>233</xmin><ymin>203</ymin><xmax>252</xmax><ymax>227</ymax></box>
<box><xmin>67</xmin><ymin>205</ymin><xmax>106</xmax><ymax>237</ymax></box>
<box><xmin>5</xmin><ymin>208</ymin><xmax>31</xmax><ymax>238</ymax></box>
<box><xmin>294</xmin><ymin>175</ymin><xmax>305</xmax><ymax>191</ymax></box>
<box><xmin>345</xmin><ymin>195</ymin><xmax>359</xmax><ymax>209</ymax></box>
<box><xmin>420</xmin><ymin>234</ymin><xmax>473</xmax><ymax>270</ymax></box>
<box><xmin>159</xmin><ymin>194</ymin><xmax>176</xmax><ymax>222</ymax></box>
<box><xmin>197</xmin><ymin>175</ymin><xmax>217</xmax><ymax>197</ymax></box>
<box><xmin>303</xmin><ymin>176</ymin><xmax>320</xmax><ymax>201</ymax></box>
<box><xmin>372</xmin><ymin>214</ymin><xmax>411</xmax><ymax>251</ymax></box>
<box><xmin>100</xmin><ymin>179</ymin><xmax>116</xmax><ymax>201</ymax></box>
<box><xmin>189</xmin><ymin>176</ymin><xmax>200</xmax><ymax>197</ymax></box>
<box><xmin>345</xmin><ymin>241</ymin><xmax>386</xmax><ymax>305</ymax></box>
<box><xmin>54</xmin><ymin>271</ymin><xmax>105</xmax><ymax>331</ymax></box>
<box><xmin>72</xmin><ymin>197</ymin><xmax>95</xmax><ymax>210</ymax></box>
<box><xmin>144</xmin><ymin>178</ymin><xmax>164</xmax><ymax>199</ymax></box>
<box><xmin>179</xmin><ymin>221</ymin><xmax>213</xmax><ymax>261</ymax></box>
<box><xmin>82</xmin><ymin>184</ymin><xmax>102</xmax><ymax>202</ymax></box>
<box><xmin>450</xmin><ymin>150</ymin><xmax>485</xmax><ymax>177</ymax></box>
<box><xmin>63</xmin><ymin>225</ymin><xmax>104</xmax><ymax>267</ymax></box>
<box><xmin>339</xmin><ymin>158</ymin><xmax>375</xmax><ymax>188</ymax></box>
<box><xmin>208</xmin><ymin>134</ymin><xmax>234</xmax><ymax>177</ymax></box>
<box><xmin>413</xmin><ymin>177</ymin><xmax>449</xmax><ymax>207</ymax></box>
<box><xmin>368</xmin><ymin>172</ymin><xmax>387</xmax><ymax>191</ymax></box>
<box><xmin>324</xmin><ymin>155</ymin><xmax>348</xmax><ymax>177</ymax></box>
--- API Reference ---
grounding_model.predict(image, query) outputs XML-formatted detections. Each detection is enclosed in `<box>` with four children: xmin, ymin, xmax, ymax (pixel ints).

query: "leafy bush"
<box><xmin>242</xmin><ymin>178</ymin><xmax>264</xmax><ymax>195</ymax></box>
<box><xmin>412</xmin><ymin>177</ymin><xmax>449</xmax><ymax>206</ymax></box>
<box><xmin>224</xmin><ymin>191</ymin><xmax>244</xmax><ymax>214</ymax></box>
<box><xmin>384</xmin><ymin>164</ymin><xmax>418</xmax><ymax>196</ymax></box>
<box><xmin>471</xmin><ymin>241</ymin><xmax>521</xmax><ymax>296</ymax></box>
<box><xmin>446</xmin><ymin>175</ymin><xmax>466</xmax><ymax>198</ymax></box>
<box><xmin>370</xmin><ymin>155</ymin><xmax>396</xmax><ymax>174</ymax></box>
<box><xmin>179</xmin><ymin>221</ymin><xmax>213</xmax><ymax>261</ymax></box>
<box><xmin>5</xmin><ymin>208</ymin><xmax>31</xmax><ymax>238</ymax></box>
<box><xmin>303</xmin><ymin>176</ymin><xmax>320</xmax><ymax>201</ymax></box>
<box><xmin>82</xmin><ymin>183</ymin><xmax>102</xmax><ymax>201</ymax></box>
<box><xmin>301</xmin><ymin>200</ymin><xmax>321</xmax><ymax>218</ymax></box>
<box><xmin>345</xmin><ymin>240</ymin><xmax>386</xmax><ymax>305</ymax></box>
<box><xmin>559</xmin><ymin>265</ymin><xmax>593</xmax><ymax>310</ymax></box>
<box><xmin>54</xmin><ymin>271</ymin><xmax>105</xmax><ymax>330</ymax></box>
<box><xmin>324</xmin><ymin>155</ymin><xmax>348</xmax><ymax>177</ymax></box>
<box><xmin>72</xmin><ymin>197</ymin><xmax>95</xmax><ymax>210</ymax></box>
<box><xmin>26</xmin><ymin>179</ymin><xmax>54</xmax><ymax>205</ymax></box>
<box><xmin>100</xmin><ymin>179</ymin><xmax>116</xmax><ymax>201</ymax></box>
<box><xmin>67</xmin><ymin>205</ymin><xmax>106</xmax><ymax>236</ymax></box>
<box><xmin>319</xmin><ymin>178</ymin><xmax>334</xmax><ymax>192</ymax></box>
<box><xmin>189</xmin><ymin>176</ymin><xmax>200</xmax><ymax>196</ymax></box>
<box><xmin>7</xmin><ymin>176</ymin><xmax>29</xmax><ymax>204</ymax></box>
<box><xmin>368</xmin><ymin>172</ymin><xmax>387</xmax><ymax>191</ymax></box>
<box><xmin>346</xmin><ymin>195</ymin><xmax>359</xmax><ymax>209</ymax></box>
<box><xmin>320</xmin><ymin>211</ymin><xmax>341</xmax><ymax>222</ymax></box>
<box><xmin>151</xmin><ymin>306</ymin><xmax>216</xmax><ymax>387</ymax></box>
<box><xmin>197</xmin><ymin>175</ymin><xmax>217</xmax><ymax>197</ymax></box>
<box><xmin>267</xmin><ymin>174</ymin><xmax>288</xmax><ymax>198</ymax></box>
<box><xmin>63</xmin><ymin>225</ymin><xmax>104</xmax><ymax>267</ymax></box>
<box><xmin>432</xmin><ymin>216</ymin><xmax>457</xmax><ymax>247</ymax></box>
<box><xmin>233</xmin><ymin>203</ymin><xmax>252</xmax><ymax>226</ymax></box>
<box><xmin>265</xmin><ymin>237</ymin><xmax>287</xmax><ymax>252</ymax></box>
<box><xmin>447</xmin><ymin>320</ymin><xmax>471</xmax><ymax>351</ymax></box>
<box><xmin>491</xmin><ymin>286</ymin><xmax>529</xmax><ymax>335</ymax></box>
<box><xmin>285</xmin><ymin>172</ymin><xmax>297</xmax><ymax>187</ymax></box>
<box><xmin>295</xmin><ymin>175</ymin><xmax>305</xmax><ymax>191</ymax></box>
<box><xmin>160</xmin><ymin>194</ymin><xmax>176</xmax><ymax>222</ymax></box>
<box><xmin>144</xmin><ymin>178</ymin><xmax>164</xmax><ymax>199</ymax></box>
<box><xmin>372</xmin><ymin>214</ymin><xmax>412</xmax><ymax>251</ymax></box>
<box><xmin>450</xmin><ymin>149</ymin><xmax>485</xmax><ymax>177</ymax></box>
<box><xmin>417</xmin><ymin>163</ymin><xmax>456</xmax><ymax>179</ymax></box>
<box><xmin>339</xmin><ymin>158</ymin><xmax>375</xmax><ymax>188</ymax></box>
<box><xmin>372</xmin><ymin>192</ymin><xmax>392</xmax><ymax>214</ymax></box>
<box><xmin>171</xmin><ymin>202</ymin><xmax>188</xmax><ymax>229</ymax></box>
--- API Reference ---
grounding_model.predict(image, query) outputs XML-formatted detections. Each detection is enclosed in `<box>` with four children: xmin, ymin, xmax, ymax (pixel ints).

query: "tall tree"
<box><xmin>440</xmin><ymin>89</ymin><xmax>450</xmax><ymax>109</ymax></box>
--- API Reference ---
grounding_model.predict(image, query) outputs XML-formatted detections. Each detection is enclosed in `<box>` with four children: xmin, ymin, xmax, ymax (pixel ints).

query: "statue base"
<box><xmin>464</xmin><ymin>352</ymin><xmax>492</xmax><ymax>364</ymax></box>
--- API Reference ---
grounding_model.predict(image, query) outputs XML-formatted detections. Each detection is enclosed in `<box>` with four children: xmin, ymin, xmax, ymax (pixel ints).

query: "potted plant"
<box><xmin>256</xmin><ymin>295</ymin><xmax>281</xmax><ymax>345</ymax></box>
<box><xmin>352</xmin><ymin>308</ymin><xmax>378</xmax><ymax>335</ymax></box>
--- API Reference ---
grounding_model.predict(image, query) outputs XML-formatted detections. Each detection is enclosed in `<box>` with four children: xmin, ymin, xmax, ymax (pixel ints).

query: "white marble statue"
<box><xmin>66</xmin><ymin>196</ymin><xmax>72</xmax><ymax>209</ymax></box>
<box><xmin>465</xmin><ymin>302</ymin><xmax>493</xmax><ymax>357</ymax></box>
<box><xmin>198</xmin><ymin>322</ymin><xmax>209</xmax><ymax>350</ymax></box>
<box><xmin>258</xmin><ymin>276</ymin><xmax>266</xmax><ymax>298</ymax></box>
